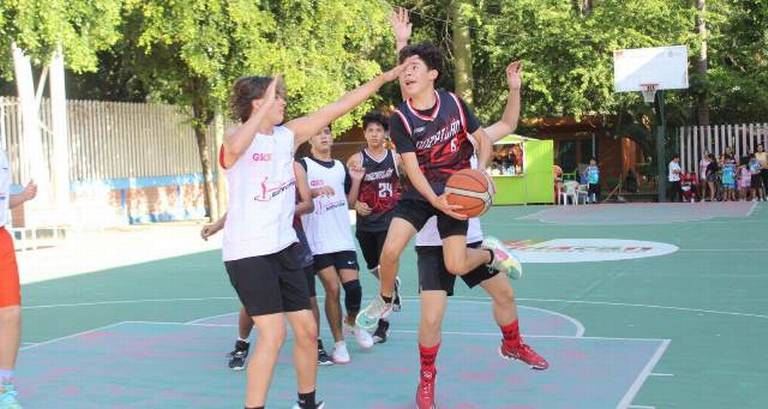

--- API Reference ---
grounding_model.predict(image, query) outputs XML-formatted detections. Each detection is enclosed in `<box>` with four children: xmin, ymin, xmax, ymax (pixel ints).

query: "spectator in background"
<box><xmin>668</xmin><ymin>154</ymin><xmax>682</xmax><ymax>202</ymax></box>
<box><xmin>749</xmin><ymin>153</ymin><xmax>765</xmax><ymax>202</ymax></box>
<box><xmin>721</xmin><ymin>154</ymin><xmax>737</xmax><ymax>201</ymax></box>
<box><xmin>706</xmin><ymin>153</ymin><xmax>720</xmax><ymax>202</ymax></box>
<box><xmin>625</xmin><ymin>169</ymin><xmax>638</xmax><ymax>193</ymax></box>
<box><xmin>586</xmin><ymin>158</ymin><xmax>600</xmax><ymax>204</ymax></box>
<box><xmin>738</xmin><ymin>157</ymin><xmax>751</xmax><ymax>201</ymax></box>
<box><xmin>698</xmin><ymin>151</ymin><xmax>711</xmax><ymax>202</ymax></box>
<box><xmin>756</xmin><ymin>144</ymin><xmax>768</xmax><ymax>199</ymax></box>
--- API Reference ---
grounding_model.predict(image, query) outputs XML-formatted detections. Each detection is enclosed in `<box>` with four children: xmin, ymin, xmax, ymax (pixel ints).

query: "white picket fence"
<box><xmin>677</xmin><ymin>123</ymin><xmax>768</xmax><ymax>173</ymax></box>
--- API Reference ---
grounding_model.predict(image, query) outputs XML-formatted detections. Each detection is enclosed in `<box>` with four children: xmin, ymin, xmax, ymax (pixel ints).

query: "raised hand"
<box><xmin>381</xmin><ymin>55</ymin><xmax>420</xmax><ymax>82</ymax></box>
<box><xmin>252</xmin><ymin>75</ymin><xmax>281</xmax><ymax>118</ymax></box>
<box><xmin>390</xmin><ymin>7</ymin><xmax>412</xmax><ymax>45</ymax></box>
<box><xmin>505</xmin><ymin>61</ymin><xmax>523</xmax><ymax>91</ymax></box>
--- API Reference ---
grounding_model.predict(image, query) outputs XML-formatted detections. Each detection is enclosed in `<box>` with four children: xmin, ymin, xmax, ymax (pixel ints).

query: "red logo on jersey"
<box><xmin>252</xmin><ymin>153</ymin><xmax>272</xmax><ymax>162</ymax></box>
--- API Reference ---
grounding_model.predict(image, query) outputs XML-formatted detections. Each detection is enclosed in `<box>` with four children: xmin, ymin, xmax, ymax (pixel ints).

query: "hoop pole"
<box><xmin>656</xmin><ymin>90</ymin><xmax>668</xmax><ymax>202</ymax></box>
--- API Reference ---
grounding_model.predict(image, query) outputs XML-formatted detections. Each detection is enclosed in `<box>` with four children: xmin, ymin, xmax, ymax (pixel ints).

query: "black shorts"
<box><xmin>224</xmin><ymin>244</ymin><xmax>311</xmax><ymax>317</ymax></box>
<box><xmin>416</xmin><ymin>241</ymin><xmax>499</xmax><ymax>296</ymax></box>
<box><xmin>355</xmin><ymin>229</ymin><xmax>387</xmax><ymax>270</ymax></box>
<box><xmin>588</xmin><ymin>183</ymin><xmax>600</xmax><ymax>195</ymax></box>
<box><xmin>304</xmin><ymin>265</ymin><xmax>316</xmax><ymax>297</ymax></box>
<box><xmin>753</xmin><ymin>174</ymin><xmax>763</xmax><ymax>189</ymax></box>
<box><xmin>313</xmin><ymin>251</ymin><xmax>359</xmax><ymax>272</ymax></box>
<box><xmin>392</xmin><ymin>199</ymin><xmax>468</xmax><ymax>239</ymax></box>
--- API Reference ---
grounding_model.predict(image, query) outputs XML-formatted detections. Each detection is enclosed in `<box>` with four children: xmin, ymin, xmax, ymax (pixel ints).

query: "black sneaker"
<box><xmin>372</xmin><ymin>319</ymin><xmax>390</xmax><ymax>344</ymax></box>
<box><xmin>227</xmin><ymin>340</ymin><xmax>249</xmax><ymax>371</ymax></box>
<box><xmin>392</xmin><ymin>276</ymin><xmax>402</xmax><ymax>312</ymax></box>
<box><xmin>317</xmin><ymin>340</ymin><xmax>334</xmax><ymax>366</ymax></box>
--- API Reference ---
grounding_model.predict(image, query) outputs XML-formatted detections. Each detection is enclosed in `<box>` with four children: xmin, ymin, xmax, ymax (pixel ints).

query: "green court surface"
<box><xmin>16</xmin><ymin>202</ymin><xmax>768</xmax><ymax>408</ymax></box>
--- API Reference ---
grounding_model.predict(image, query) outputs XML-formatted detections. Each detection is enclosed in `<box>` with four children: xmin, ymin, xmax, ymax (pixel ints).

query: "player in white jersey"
<box><xmin>0</xmin><ymin>147</ymin><xmax>37</xmax><ymax>409</ymax></box>
<box><xmin>299</xmin><ymin>125</ymin><xmax>374</xmax><ymax>364</ymax></box>
<box><xmin>220</xmin><ymin>59</ymin><xmax>409</xmax><ymax>409</ymax></box>
<box><xmin>201</xmin><ymin>160</ymin><xmax>334</xmax><ymax>370</ymax></box>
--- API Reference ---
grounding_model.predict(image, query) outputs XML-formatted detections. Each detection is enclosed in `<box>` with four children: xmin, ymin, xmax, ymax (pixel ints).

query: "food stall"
<box><xmin>489</xmin><ymin>135</ymin><xmax>554</xmax><ymax>205</ymax></box>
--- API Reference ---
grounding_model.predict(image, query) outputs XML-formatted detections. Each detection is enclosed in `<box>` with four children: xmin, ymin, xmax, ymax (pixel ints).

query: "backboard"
<box><xmin>613</xmin><ymin>45</ymin><xmax>689</xmax><ymax>93</ymax></box>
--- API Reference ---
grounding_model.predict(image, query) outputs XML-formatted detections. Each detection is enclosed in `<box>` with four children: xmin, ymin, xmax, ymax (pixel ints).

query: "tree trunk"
<box><xmin>573</xmin><ymin>0</ymin><xmax>594</xmax><ymax>16</ymax></box>
<box><xmin>695</xmin><ymin>0</ymin><xmax>710</xmax><ymax>125</ymax></box>
<box><xmin>213</xmin><ymin>111</ymin><xmax>227</xmax><ymax>219</ymax></box>
<box><xmin>12</xmin><ymin>43</ymin><xmax>50</xmax><ymax>225</ymax></box>
<box><xmin>191</xmin><ymin>96</ymin><xmax>217</xmax><ymax>220</ymax></box>
<box><xmin>449</xmin><ymin>0</ymin><xmax>474</xmax><ymax>104</ymax></box>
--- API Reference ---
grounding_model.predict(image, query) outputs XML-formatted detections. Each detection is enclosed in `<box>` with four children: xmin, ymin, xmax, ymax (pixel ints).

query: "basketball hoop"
<box><xmin>640</xmin><ymin>83</ymin><xmax>659</xmax><ymax>104</ymax></box>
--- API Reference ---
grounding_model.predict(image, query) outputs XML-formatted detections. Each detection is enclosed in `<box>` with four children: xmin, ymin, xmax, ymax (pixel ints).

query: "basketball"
<box><xmin>445</xmin><ymin>169</ymin><xmax>493</xmax><ymax>217</ymax></box>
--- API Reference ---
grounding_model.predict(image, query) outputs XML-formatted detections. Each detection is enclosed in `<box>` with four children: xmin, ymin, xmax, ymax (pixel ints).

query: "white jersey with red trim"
<box><xmin>222</xmin><ymin>125</ymin><xmax>298</xmax><ymax>261</ymax></box>
<box><xmin>300</xmin><ymin>157</ymin><xmax>356</xmax><ymax>255</ymax></box>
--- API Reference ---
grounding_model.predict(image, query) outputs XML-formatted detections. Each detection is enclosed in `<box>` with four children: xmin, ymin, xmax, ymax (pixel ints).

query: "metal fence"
<box><xmin>0</xmin><ymin>96</ymin><xmax>218</xmax><ymax>186</ymax></box>
<box><xmin>677</xmin><ymin>123</ymin><xmax>768</xmax><ymax>173</ymax></box>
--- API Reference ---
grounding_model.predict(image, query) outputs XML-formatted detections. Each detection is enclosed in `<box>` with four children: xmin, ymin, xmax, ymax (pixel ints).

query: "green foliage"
<box><xmin>0</xmin><ymin>0</ymin><xmax>122</xmax><ymax>75</ymax></box>
<box><xmin>125</xmin><ymin>0</ymin><xmax>393</xmax><ymax>133</ymax></box>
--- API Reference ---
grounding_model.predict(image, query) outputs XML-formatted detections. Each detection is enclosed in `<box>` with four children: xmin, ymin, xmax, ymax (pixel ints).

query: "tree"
<box><xmin>0</xmin><ymin>0</ymin><xmax>122</xmax><ymax>223</ymax></box>
<box><xmin>123</xmin><ymin>0</ymin><xmax>393</xmax><ymax>218</ymax></box>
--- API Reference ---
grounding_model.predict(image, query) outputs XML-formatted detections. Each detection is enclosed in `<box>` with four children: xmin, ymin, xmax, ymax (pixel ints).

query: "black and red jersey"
<box><xmin>390</xmin><ymin>90</ymin><xmax>481</xmax><ymax>201</ymax></box>
<box><xmin>357</xmin><ymin>149</ymin><xmax>401</xmax><ymax>232</ymax></box>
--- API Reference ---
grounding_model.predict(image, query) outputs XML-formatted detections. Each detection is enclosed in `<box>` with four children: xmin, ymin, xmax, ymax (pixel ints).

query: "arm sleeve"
<box><xmin>459</xmin><ymin>98</ymin><xmax>482</xmax><ymax>134</ymax></box>
<box><xmin>389</xmin><ymin>113</ymin><xmax>416</xmax><ymax>154</ymax></box>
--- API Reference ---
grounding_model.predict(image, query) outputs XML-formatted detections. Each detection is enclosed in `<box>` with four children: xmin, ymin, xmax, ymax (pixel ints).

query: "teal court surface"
<box><xmin>15</xmin><ymin>202</ymin><xmax>768</xmax><ymax>408</ymax></box>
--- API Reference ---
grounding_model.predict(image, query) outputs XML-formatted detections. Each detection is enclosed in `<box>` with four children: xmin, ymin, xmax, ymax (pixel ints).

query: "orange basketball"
<box><xmin>445</xmin><ymin>169</ymin><xmax>493</xmax><ymax>217</ymax></box>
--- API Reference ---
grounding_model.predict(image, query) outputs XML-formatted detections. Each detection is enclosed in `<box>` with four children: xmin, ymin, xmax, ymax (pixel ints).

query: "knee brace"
<box><xmin>342</xmin><ymin>279</ymin><xmax>362</xmax><ymax>313</ymax></box>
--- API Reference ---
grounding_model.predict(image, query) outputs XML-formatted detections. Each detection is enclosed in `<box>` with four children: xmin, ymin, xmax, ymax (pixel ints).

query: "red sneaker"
<box><xmin>500</xmin><ymin>342</ymin><xmax>549</xmax><ymax>370</ymax></box>
<box><xmin>415</xmin><ymin>369</ymin><xmax>437</xmax><ymax>409</ymax></box>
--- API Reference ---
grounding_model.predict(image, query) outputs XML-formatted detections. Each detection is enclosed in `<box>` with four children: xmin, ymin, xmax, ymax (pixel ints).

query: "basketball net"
<box><xmin>640</xmin><ymin>83</ymin><xmax>658</xmax><ymax>104</ymax></box>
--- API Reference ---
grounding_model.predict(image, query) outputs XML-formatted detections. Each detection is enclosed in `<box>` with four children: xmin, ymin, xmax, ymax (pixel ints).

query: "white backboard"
<box><xmin>613</xmin><ymin>45</ymin><xmax>689</xmax><ymax>92</ymax></box>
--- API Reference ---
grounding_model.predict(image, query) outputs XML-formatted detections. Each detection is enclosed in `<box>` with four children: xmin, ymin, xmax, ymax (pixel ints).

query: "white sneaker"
<box><xmin>482</xmin><ymin>236</ymin><xmax>523</xmax><ymax>280</ymax></box>
<box><xmin>345</xmin><ymin>323</ymin><xmax>374</xmax><ymax>349</ymax></box>
<box><xmin>356</xmin><ymin>295</ymin><xmax>393</xmax><ymax>330</ymax></box>
<box><xmin>332</xmin><ymin>341</ymin><xmax>350</xmax><ymax>364</ymax></box>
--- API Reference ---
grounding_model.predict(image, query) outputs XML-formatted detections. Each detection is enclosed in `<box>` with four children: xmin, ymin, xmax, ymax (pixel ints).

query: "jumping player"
<box><xmin>358</xmin><ymin>8</ymin><xmax>522</xmax><ymax>330</ymax></box>
<box><xmin>411</xmin><ymin>65</ymin><xmax>549</xmax><ymax>409</ymax></box>
<box><xmin>220</xmin><ymin>59</ymin><xmax>408</xmax><ymax>409</ymax></box>
<box><xmin>346</xmin><ymin>111</ymin><xmax>403</xmax><ymax>343</ymax></box>
<box><xmin>300</xmin><ymin>125</ymin><xmax>374</xmax><ymax>364</ymax></box>
<box><xmin>1</xmin><ymin>147</ymin><xmax>37</xmax><ymax>409</ymax></box>
<box><xmin>200</xmin><ymin>160</ymin><xmax>334</xmax><ymax>370</ymax></box>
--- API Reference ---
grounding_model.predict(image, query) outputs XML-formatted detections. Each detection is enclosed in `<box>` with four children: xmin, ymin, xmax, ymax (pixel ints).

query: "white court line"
<box><xmin>649</xmin><ymin>372</ymin><xmax>674</xmax><ymax>377</ymax></box>
<box><xmin>746</xmin><ymin>201</ymin><xmax>758</xmax><ymax>217</ymax></box>
<box><xmin>19</xmin><ymin>321</ymin><xmax>128</xmax><ymax>352</ymax></box>
<box><xmin>24</xmin><ymin>294</ymin><xmax>768</xmax><ymax>321</ymax></box>
<box><xmin>445</xmin><ymin>296</ymin><xmax>768</xmax><ymax>320</ymax></box>
<box><xmin>679</xmin><ymin>248</ymin><xmax>766</xmax><ymax>252</ymax></box>
<box><xmin>617</xmin><ymin>339</ymin><xmax>671</xmax><ymax>409</ymax></box>
<box><xmin>22</xmin><ymin>296</ymin><xmax>237</xmax><ymax>310</ymax></box>
<box><xmin>628</xmin><ymin>406</ymin><xmax>656</xmax><ymax>409</ymax></box>
<box><xmin>182</xmin><ymin>298</ymin><xmax>587</xmax><ymax>338</ymax></box>
<box><xmin>185</xmin><ymin>311</ymin><xmax>237</xmax><ymax>324</ymax></box>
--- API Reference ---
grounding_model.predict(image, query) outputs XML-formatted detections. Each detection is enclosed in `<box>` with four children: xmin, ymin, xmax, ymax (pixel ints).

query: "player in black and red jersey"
<box><xmin>346</xmin><ymin>111</ymin><xmax>403</xmax><ymax>344</ymax></box>
<box><xmin>356</xmin><ymin>8</ymin><xmax>527</xmax><ymax>409</ymax></box>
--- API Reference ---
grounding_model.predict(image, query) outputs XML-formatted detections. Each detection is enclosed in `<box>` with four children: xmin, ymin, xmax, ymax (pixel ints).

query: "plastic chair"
<box><xmin>560</xmin><ymin>181</ymin><xmax>579</xmax><ymax>205</ymax></box>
